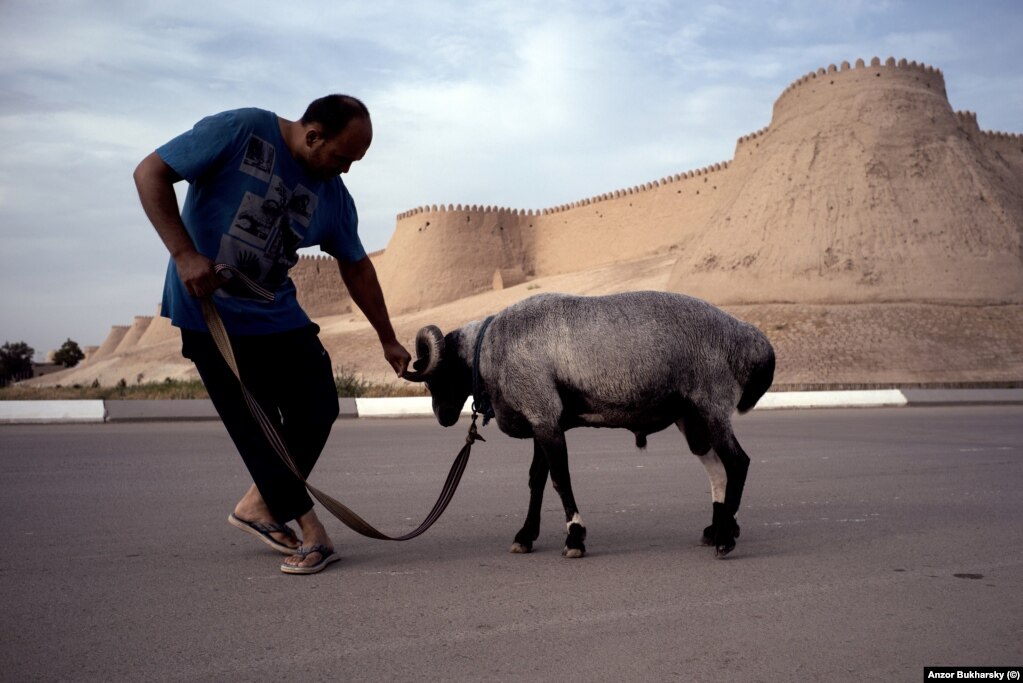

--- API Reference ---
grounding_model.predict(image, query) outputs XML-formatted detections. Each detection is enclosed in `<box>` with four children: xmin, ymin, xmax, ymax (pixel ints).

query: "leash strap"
<box><xmin>200</xmin><ymin>263</ymin><xmax>478</xmax><ymax>541</ymax></box>
<box><xmin>471</xmin><ymin>315</ymin><xmax>496</xmax><ymax>425</ymax></box>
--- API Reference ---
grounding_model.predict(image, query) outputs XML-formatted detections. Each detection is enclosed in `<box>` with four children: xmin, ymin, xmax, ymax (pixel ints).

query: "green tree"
<box><xmin>53</xmin><ymin>338</ymin><xmax>85</xmax><ymax>368</ymax></box>
<box><xmin>0</xmin><ymin>341</ymin><xmax>35</xmax><ymax>383</ymax></box>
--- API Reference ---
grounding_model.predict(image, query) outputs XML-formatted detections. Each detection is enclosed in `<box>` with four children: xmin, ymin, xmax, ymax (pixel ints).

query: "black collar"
<box><xmin>471</xmin><ymin>315</ymin><xmax>496</xmax><ymax>425</ymax></box>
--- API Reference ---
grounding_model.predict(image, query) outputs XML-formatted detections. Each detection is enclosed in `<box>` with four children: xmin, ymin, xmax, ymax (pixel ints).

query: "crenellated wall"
<box><xmin>374</xmin><ymin>160</ymin><xmax>740</xmax><ymax>313</ymax></box>
<box><xmin>666</xmin><ymin>56</ymin><xmax>1023</xmax><ymax>303</ymax></box>
<box><xmin>771</xmin><ymin>57</ymin><xmax>948</xmax><ymax>129</ymax></box>
<box><xmin>527</xmin><ymin>162</ymin><xmax>733</xmax><ymax>280</ymax></box>
<box><xmin>113</xmin><ymin>316</ymin><xmax>153</xmax><ymax>355</ymax></box>
<box><xmin>957</xmin><ymin>110</ymin><xmax>1023</xmax><ymax>186</ymax></box>
<box><xmin>375</xmin><ymin>205</ymin><xmax>528</xmax><ymax>315</ymax></box>
<box><xmin>135</xmin><ymin>305</ymin><xmax>178</xmax><ymax>347</ymax></box>
<box><xmin>290</xmin><ymin>253</ymin><xmax>350</xmax><ymax>318</ymax></box>
<box><xmin>80</xmin><ymin>56</ymin><xmax>1023</xmax><ymax>368</ymax></box>
<box><xmin>368</xmin><ymin>56</ymin><xmax>1021</xmax><ymax>314</ymax></box>
<box><xmin>90</xmin><ymin>325</ymin><xmax>131</xmax><ymax>362</ymax></box>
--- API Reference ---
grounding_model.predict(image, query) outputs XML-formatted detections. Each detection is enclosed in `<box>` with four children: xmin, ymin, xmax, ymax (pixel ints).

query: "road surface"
<box><xmin>1</xmin><ymin>406</ymin><xmax>1020</xmax><ymax>681</ymax></box>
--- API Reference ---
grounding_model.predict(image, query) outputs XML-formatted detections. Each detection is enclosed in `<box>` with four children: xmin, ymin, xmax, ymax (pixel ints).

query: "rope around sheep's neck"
<box><xmin>471</xmin><ymin>315</ymin><xmax>496</xmax><ymax>426</ymax></box>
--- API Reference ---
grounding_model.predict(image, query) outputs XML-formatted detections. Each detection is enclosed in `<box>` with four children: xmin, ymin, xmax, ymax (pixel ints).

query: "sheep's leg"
<box><xmin>678</xmin><ymin>414</ymin><xmax>745</xmax><ymax>556</ymax></box>
<box><xmin>676</xmin><ymin>416</ymin><xmax>738</xmax><ymax>552</ymax></box>
<box><xmin>511</xmin><ymin>442</ymin><xmax>549</xmax><ymax>553</ymax></box>
<box><xmin>537</xmin><ymin>432</ymin><xmax>587</xmax><ymax>558</ymax></box>
<box><xmin>696</xmin><ymin>448</ymin><xmax>741</xmax><ymax>549</ymax></box>
<box><xmin>707</xmin><ymin>425</ymin><xmax>750</xmax><ymax>558</ymax></box>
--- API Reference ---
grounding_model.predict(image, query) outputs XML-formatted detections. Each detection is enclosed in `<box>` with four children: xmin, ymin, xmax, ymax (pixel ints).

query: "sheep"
<box><xmin>402</xmin><ymin>291</ymin><xmax>775</xmax><ymax>558</ymax></box>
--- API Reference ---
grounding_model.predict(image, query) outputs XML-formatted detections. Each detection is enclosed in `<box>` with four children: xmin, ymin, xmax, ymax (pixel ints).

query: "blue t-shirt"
<box><xmin>156</xmin><ymin>108</ymin><xmax>367</xmax><ymax>334</ymax></box>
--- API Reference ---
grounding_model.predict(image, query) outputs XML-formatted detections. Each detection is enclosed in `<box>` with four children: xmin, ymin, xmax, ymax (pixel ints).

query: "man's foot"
<box><xmin>280</xmin><ymin>544</ymin><xmax>340</xmax><ymax>574</ymax></box>
<box><xmin>228</xmin><ymin>513</ymin><xmax>300</xmax><ymax>554</ymax></box>
<box><xmin>280</xmin><ymin>509</ymin><xmax>336</xmax><ymax>573</ymax></box>
<box><xmin>232</xmin><ymin>485</ymin><xmax>301</xmax><ymax>553</ymax></box>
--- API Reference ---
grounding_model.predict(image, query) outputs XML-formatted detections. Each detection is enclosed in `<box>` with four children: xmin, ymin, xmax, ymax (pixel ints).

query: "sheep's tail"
<box><xmin>737</xmin><ymin>339</ymin><xmax>776</xmax><ymax>414</ymax></box>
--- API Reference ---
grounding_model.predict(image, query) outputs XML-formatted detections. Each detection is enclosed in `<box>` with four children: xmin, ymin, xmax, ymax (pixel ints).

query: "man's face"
<box><xmin>303</xmin><ymin>116</ymin><xmax>372</xmax><ymax>180</ymax></box>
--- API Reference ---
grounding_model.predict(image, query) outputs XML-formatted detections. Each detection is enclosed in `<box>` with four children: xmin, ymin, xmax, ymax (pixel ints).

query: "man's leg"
<box><xmin>270</xmin><ymin>325</ymin><xmax>341</xmax><ymax>480</ymax></box>
<box><xmin>267</xmin><ymin>326</ymin><xmax>342</xmax><ymax>570</ymax></box>
<box><xmin>181</xmin><ymin>329</ymin><xmax>321</xmax><ymax>544</ymax></box>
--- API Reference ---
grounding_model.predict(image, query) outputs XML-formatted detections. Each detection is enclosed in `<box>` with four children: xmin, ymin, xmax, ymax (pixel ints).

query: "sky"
<box><xmin>1</xmin><ymin>0</ymin><xmax>1021</xmax><ymax>357</ymax></box>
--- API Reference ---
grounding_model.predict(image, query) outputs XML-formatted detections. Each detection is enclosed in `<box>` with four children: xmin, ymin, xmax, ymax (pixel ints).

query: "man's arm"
<box><xmin>133</xmin><ymin>151</ymin><xmax>221</xmax><ymax>298</ymax></box>
<box><xmin>338</xmin><ymin>257</ymin><xmax>411</xmax><ymax>376</ymax></box>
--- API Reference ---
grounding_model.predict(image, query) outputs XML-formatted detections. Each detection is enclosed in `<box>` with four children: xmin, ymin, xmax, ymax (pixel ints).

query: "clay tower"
<box><xmin>666</xmin><ymin>58</ymin><xmax>1023</xmax><ymax>304</ymax></box>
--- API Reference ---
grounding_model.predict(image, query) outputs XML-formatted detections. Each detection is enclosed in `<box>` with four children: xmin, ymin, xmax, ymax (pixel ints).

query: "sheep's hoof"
<box><xmin>510</xmin><ymin>542</ymin><xmax>532</xmax><ymax>554</ymax></box>
<box><xmin>562</xmin><ymin>522</ymin><xmax>586</xmax><ymax>558</ymax></box>
<box><xmin>714</xmin><ymin>541</ymin><xmax>736</xmax><ymax>558</ymax></box>
<box><xmin>702</xmin><ymin>523</ymin><xmax>740</xmax><ymax>546</ymax></box>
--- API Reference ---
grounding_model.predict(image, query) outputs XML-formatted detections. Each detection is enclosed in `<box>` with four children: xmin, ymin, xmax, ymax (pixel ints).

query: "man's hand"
<box><xmin>175</xmin><ymin>250</ymin><xmax>223</xmax><ymax>298</ymax></box>
<box><xmin>382</xmin><ymin>339</ymin><xmax>412</xmax><ymax>377</ymax></box>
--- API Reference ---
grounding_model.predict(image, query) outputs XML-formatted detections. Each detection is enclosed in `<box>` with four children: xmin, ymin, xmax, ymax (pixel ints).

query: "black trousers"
<box><xmin>181</xmin><ymin>324</ymin><xmax>340</xmax><ymax>523</ymax></box>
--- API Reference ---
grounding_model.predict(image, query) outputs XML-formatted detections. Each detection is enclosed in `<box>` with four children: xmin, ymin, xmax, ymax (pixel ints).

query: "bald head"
<box><xmin>300</xmin><ymin>94</ymin><xmax>370</xmax><ymax>140</ymax></box>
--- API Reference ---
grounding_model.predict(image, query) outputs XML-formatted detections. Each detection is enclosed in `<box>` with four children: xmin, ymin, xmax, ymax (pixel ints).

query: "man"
<box><xmin>134</xmin><ymin>95</ymin><xmax>411</xmax><ymax>574</ymax></box>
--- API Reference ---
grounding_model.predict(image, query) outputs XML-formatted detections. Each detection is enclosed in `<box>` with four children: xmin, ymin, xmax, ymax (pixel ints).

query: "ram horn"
<box><xmin>401</xmin><ymin>325</ymin><xmax>445</xmax><ymax>382</ymax></box>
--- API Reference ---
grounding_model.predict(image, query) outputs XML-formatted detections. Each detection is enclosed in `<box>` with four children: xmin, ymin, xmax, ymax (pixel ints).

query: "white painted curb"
<box><xmin>754</xmin><ymin>389</ymin><xmax>908</xmax><ymax>410</ymax></box>
<box><xmin>0</xmin><ymin>400</ymin><xmax>107</xmax><ymax>424</ymax></box>
<box><xmin>354</xmin><ymin>396</ymin><xmax>432</xmax><ymax>418</ymax></box>
<box><xmin>354</xmin><ymin>391</ymin><xmax>915</xmax><ymax>417</ymax></box>
<box><xmin>1</xmin><ymin>389</ymin><xmax>1019</xmax><ymax>424</ymax></box>
<box><xmin>354</xmin><ymin>397</ymin><xmax>473</xmax><ymax>419</ymax></box>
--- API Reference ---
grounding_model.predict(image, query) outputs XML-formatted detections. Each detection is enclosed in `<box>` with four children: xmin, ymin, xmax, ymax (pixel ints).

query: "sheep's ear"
<box><xmin>402</xmin><ymin>325</ymin><xmax>445</xmax><ymax>382</ymax></box>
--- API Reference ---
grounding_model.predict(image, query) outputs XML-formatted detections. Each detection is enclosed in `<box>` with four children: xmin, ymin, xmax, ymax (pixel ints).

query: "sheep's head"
<box><xmin>402</xmin><ymin>325</ymin><xmax>472</xmax><ymax>427</ymax></box>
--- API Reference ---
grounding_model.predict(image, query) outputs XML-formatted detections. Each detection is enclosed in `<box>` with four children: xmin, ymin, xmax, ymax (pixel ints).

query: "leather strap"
<box><xmin>200</xmin><ymin>263</ymin><xmax>477</xmax><ymax>540</ymax></box>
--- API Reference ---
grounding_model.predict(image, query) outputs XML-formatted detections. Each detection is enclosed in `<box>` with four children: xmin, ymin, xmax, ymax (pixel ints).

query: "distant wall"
<box><xmin>94</xmin><ymin>56</ymin><xmax>1023</xmax><ymax>359</ymax></box>
<box><xmin>290</xmin><ymin>253</ymin><xmax>351</xmax><ymax>318</ymax></box>
<box><xmin>90</xmin><ymin>325</ymin><xmax>130</xmax><ymax>362</ymax></box>
<box><xmin>375</xmin><ymin>164</ymin><xmax>741</xmax><ymax>313</ymax></box>
<box><xmin>528</xmin><ymin>164</ymin><xmax>732</xmax><ymax>279</ymax></box>
<box><xmin>366</xmin><ymin>58</ymin><xmax>1014</xmax><ymax>312</ymax></box>
<box><xmin>114</xmin><ymin>316</ymin><xmax>153</xmax><ymax>355</ymax></box>
<box><xmin>376</xmin><ymin>206</ymin><xmax>528</xmax><ymax>315</ymax></box>
<box><xmin>771</xmin><ymin>57</ymin><xmax>948</xmax><ymax>129</ymax></box>
<box><xmin>135</xmin><ymin>306</ymin><xmax>178</xmax><ymax>347</ymax></box>
<box><xmin>665</xmin><ymin>56</ymin><xmax>1023</xmax><ymax>304</ymax></box>
<box><xmin>958</xmin><ymin>110</ymin><xmax>1023</xmax><ymax>186</ymax></box>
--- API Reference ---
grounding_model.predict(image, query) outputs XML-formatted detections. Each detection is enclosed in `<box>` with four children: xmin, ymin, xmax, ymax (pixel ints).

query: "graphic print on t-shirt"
<box><xmin>215</xmin><ymin>135</ymin><xmax>318</xmax><ymax>300</ymax></box>
<box><xmin>240</xmin><ymin>135</ymin><xmax>275</xmax><ymax>182</ymax></box>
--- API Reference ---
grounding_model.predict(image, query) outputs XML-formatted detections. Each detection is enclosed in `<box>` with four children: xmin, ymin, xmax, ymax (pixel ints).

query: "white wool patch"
<box><xmin>699</xmin><ymin>449</ymin><xmax>727</xmax><ymax>504</ymax></box>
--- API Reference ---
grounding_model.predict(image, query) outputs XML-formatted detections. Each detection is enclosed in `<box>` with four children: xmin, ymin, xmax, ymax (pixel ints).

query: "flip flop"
<box><xmin>280</xmin><ymin>544</ymin><xmax>340</xmax><ymax>575</ymax></box>
<box><xmin>228</xmin><ymin>513</ymin><xmax>301</xmax><ymax>555</ymax></box>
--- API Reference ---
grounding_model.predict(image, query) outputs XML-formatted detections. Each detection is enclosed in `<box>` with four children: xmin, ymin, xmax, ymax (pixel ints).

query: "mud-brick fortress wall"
<box><xmin>373</xmin><ymin>162</ymin><xmax>738</xmax><ymax>315</ymax></box>
<box><xmin>956</xmin><ymin>109</ymin><xmax>1023</xmax><ymax>185</ymax></box>
<box><xmin>58</xmin><ymin>57</ymin><xmax>1020</xmax><ymax>388</ymax></box>
<box><xmin>290</xmin><ymin>253</ymin><xmax>350</xmax><ymax>318</ymax></box>
<box><xmin>270</xmin><ymin>57</ymin><xmax>1023</xmax><ymax>318</ymax></box>
<box><xmin>666</xmin><ymin>56</ymin><xmax>1023</xmax><ymax>305</ymax></box>
<box><xmin>374</xmin><ymin>206</ymin><xmax>528</xmax><ymax>315</ymax></box>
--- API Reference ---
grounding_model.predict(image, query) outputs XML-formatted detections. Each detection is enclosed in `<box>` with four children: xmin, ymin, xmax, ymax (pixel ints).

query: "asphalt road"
<box><xmin>1</xmin><ymin>406</ymin><xmax>1021</xmax><ymax>681</ymax></box>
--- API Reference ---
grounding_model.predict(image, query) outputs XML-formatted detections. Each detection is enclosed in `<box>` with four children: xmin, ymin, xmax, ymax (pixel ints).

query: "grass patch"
<box><xmin>0</xmin><ymin>378</ymin><xmax>210</xmax><ymax>400</ymax></box>
<box><xmin>0</xmin><ymin>369</ymin><xmax>427</xmax><ymax>400</ymax></box>
<box><xmin>334</xmin><ymin>366</ymin><xmax>428</xmax><ymax>398</ymax></box>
